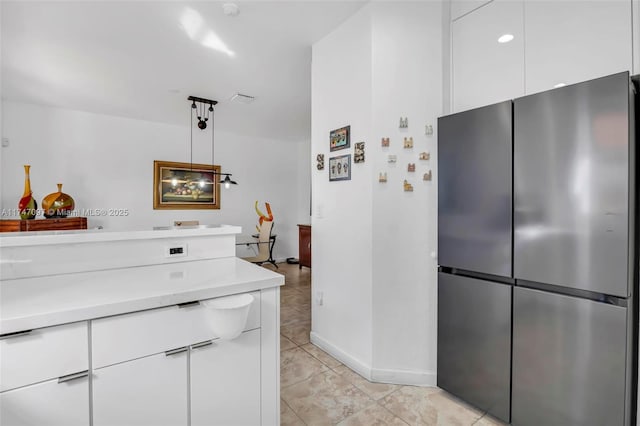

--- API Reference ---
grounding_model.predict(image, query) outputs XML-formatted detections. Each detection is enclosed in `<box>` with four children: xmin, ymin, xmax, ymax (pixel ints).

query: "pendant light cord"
<box><xmin>190</xmin><ymin>106</ymin><xmax>194</xmax><ymax>171</ymax></box>
<box><xmin>211</xmin><ymin>104</ymin><xmax>215</xmax><ymax>181</ymax></box>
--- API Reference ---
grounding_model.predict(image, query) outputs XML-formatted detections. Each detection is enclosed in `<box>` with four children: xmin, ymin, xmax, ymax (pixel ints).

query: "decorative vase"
<box><xmin>18</xmin><ymin>165</ymin><xmax>37</xmax><ymax>220</ymax></box>
<box><xmin>42</xmin><ymin>183</ymin><xmax>75</xmax><ymax>218</ymax></box>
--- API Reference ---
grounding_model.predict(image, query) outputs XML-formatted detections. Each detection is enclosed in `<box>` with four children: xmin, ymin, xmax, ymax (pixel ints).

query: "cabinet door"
<box><xmin>0</xmin><ymin>375</ymin><xmax>89</xmax><ymax>426</ymax></box>
<box><xmin>1</xmin><ymin>322</ymin><xmax>88</xmax><ymax>392</ymax></box>
<box><xmin>93</xmin><ymin>350</ymin><xmax>188</xmax><ymax>426</ymax></box>
<box><xmin>298</xmin><ymin>226</ymin><xmax>311</xmax><ymax>268</ymax></box>
<box><xmin>191</xmin><ymin>329</ymin><xmax>261</xmax><ymax>426</ymax></box>
<box><xmin>452</xmin><ymin>0</ymin><xmax>524</xmax><ymax>111</ymax></box>
<box><xmin>524</xmin><ymin>0</ymin><xmax>632</xmax><ymax>94</ymax></box>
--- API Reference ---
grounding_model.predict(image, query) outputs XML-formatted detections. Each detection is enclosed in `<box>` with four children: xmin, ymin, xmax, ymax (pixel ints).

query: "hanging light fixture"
<box><xmin>187</xmin><ymin>95</ymin><xmax>238</xmax><ymax>188</ymax></box>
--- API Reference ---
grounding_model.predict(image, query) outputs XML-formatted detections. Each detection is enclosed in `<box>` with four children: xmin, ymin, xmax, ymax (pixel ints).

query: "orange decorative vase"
<box><xmin>42</xmin><ymin>183</ymin><xmax>75</xmax><ymax>218</ymax></box>
<box><xmin>18</xmin><ymin>165</ymin><xmax>37</xmax><ymax>220</ymax></box>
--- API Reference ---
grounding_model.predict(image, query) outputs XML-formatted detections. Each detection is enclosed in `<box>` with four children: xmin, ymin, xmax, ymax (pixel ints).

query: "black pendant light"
<box><xmin>187</xmin><ymin>95</ymin><xmax>238</xmax><ymax>188</ymax></box>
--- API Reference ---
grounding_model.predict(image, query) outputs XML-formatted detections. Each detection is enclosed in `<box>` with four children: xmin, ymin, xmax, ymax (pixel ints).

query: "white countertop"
<box><xmin>0</xmin><ymin>257</ymin><xmax>283</xmax><ymax>334</ymax></box>
<box><xmin>0</xmin><ymin>224</ymin><xmax>241</xmax><ymax>248</ymax></box>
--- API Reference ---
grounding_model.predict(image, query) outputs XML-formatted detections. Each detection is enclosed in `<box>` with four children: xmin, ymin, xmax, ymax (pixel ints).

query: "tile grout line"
<box><xmin>282</xmin><ymin>397</ymin><xmax>308</xmax><ymax>426</ymax></box>
<box><xmin>378</xmin><ymin>402</ymin><xmax>411</xmax><ymax>426</ymax></box>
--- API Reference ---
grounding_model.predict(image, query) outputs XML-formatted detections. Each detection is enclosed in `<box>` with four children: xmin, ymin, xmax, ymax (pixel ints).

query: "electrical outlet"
<box><xmin>316</xmin><ymin>291</ymin><xmax>324</xmax><ymax>306</ymax></box>
<box><xmin>165</xmin><ymin>244</ymin><xmax>187</xmax><ymax>258</ymax></box>
<box><xmin>1</xmin><ymin>138</ymin><xmax>9</xmax><ymax>147</ymax></box>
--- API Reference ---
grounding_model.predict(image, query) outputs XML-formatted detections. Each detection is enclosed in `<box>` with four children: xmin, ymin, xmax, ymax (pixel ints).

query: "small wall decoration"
<box><xmin>425</xmin><ymin>124</ymin><xmax>434</xmax><ymax>136</ymax></box>
<box><xmin>403</xmin><ymin>180</ymin><xmax>414</xmax><ymax>192</ymax></box>
<box><xmin>388</xmin><ymin>155</ymin><xmax>397</xmax><ymax>163</ymax></box>
<box><xmin>379</xmin><ymin>172</ymin><xmax>387</xmax><ymax>183</ymax></box>
<box><xmin>354</xmin><ymin>142</ymin><xmax>365</xmax><ymax>163</ymax></box>
<box><xmin>419</xmin><ymin>152</ymin><xmax>430</xmax><ymax>160</ymax></box>
<box><xmin>423</xmin><ymin>170</ymin><xmax>433</xmax><ymax>181</ymax></box>
<box><xmin>329</xmin><ymin>154</ymin><xmax>351</xmax><ymax>181</ymax></box>
<box><xmin>403</xmin><ymin>137</ymin><xmax>413</xmax><ymax>149</ymax></box>
<box><xmin>381</xmin><ymin>137</ymin><xmax>390</xmax><ymax>147</ymax></box>
<box><xmin>317</xmin><ymin>154</ymin><xmax>325</xmax><ymax>170</ymax></box>
<box><xmin>330</xmin><ymin>125</ymin><xmax>350</xmax><ymax>151</ymax></box>
<box><xmin>408</xmin><ymin>163</ymin><xmax>416</xmax><ymax>172</ymax></box>
<box><xmin>399</xmin><ymin>117</ymin><xmax>408</xmax><ymax>129</ymax></box>
<box><xmin>154</xmin><ymin>160</ymin><xmax>220</xmax><ymax>210</ymax></box>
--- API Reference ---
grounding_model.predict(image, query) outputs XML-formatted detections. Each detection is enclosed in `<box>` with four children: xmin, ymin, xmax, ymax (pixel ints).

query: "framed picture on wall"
<box><xmin>329</xmin><ymin>125</ymin><xmax>350</xmax><ymax>151</ymax></box>
<box><xmin>153</xmin><ymin>160</ymin><xmax>221</xmax><ymax>210</ymax></box>
<box><xmin>329</xmin><ymin>154</ymin><xmax>351</xmax><ymax>182</ymax></box>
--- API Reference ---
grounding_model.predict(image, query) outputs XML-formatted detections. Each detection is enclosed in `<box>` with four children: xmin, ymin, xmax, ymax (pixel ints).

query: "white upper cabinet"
<box><xmin>450</xmin><ymin>0</ymin><xmax>493</xmax><ymax>20</ymax></box>
<box><xmin>452</xmin><ymin>0</ymin><xmax>525</xmax><ymax>112</ymax></box>
<box><xmin>524</xmin><ymin>0</ymin><xmax>632</xmax><ymax>94</ymax></box>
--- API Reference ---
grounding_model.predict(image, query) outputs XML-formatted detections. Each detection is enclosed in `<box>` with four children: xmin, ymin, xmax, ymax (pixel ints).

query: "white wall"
<box><xmin>311</xmin><ymin>2</ymin><xmax>442</xmax><ymax>385</ymax></box>
<box><xmin>633</xmin><ymin>0</ymin><xmax>639</xmax><ymax>73</ymax></box>
<box><xmin>370</xmin><ymin>1</ymin><xmax>442</xmax><ymax>385</ymax></box>
<box><xmin>311</xmin><ymin>5</ymin><xmax>374</xmax><ymax>371</ymax></box>
<box><xmin>451</xmin><ymin>0</ymin><xmax>636</xmax><ymax>112</ymax></box>
<box><xmin>0</xmin><ymin>101</ymin><xmax>309</xmax><ymax>261</ymax></box>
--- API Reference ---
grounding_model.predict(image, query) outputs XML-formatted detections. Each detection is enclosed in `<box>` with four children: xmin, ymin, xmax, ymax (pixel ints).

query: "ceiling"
<box><xmin>1</xmin><ymin>1</ymin><xmax>367</xmax><ymax>142</ymax></box>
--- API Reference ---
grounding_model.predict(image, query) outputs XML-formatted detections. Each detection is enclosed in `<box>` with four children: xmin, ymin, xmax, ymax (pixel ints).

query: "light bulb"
<box><xmin>225</xmin><ymin>181</ymin><xmax>230</xmax><ymax>189</ymax></box>
<box><xmin>199</xmin><ymin>179</ymin><xmax>205</xmax><ymax>188</ymax></box>
<box><xmin>171</xmin><ymin>178</ymin><xmax>178</xmax><ymax>187</ymax></box>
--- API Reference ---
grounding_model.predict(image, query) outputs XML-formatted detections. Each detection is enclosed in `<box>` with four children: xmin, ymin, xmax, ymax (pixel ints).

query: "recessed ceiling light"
<box><xmin>230</xmin><ymin>93</ymin><xmax>256</xmax><ymax>104</ymax></box>
<box><xmin>554</xmin><ymin>83</ymin><xmax>567</xmax><ymax>88</ymax></box>
<box><xmin>498</xmin><ymin>34</ymin><xmax>514</xmax><ymax>43</ymax></box>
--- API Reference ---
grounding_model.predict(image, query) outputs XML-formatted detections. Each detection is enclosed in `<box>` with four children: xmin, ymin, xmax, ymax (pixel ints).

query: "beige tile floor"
<box><xmin>272</xmin><ymin>262</ymin><xmax>507</xmax><ymax>426</ymax></box>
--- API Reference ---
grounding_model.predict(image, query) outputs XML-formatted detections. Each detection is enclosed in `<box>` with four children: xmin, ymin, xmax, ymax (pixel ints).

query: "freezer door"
<box><xmin>512</xmin><ymin>286</ymin><xmax>627</xmax><ymax>426</ymax></box>
<box><xmin>438</xmin><ymin>101</ymin><xmax>513</xmax><ymax>277</ymax></box>
<box><xmin>437</xmin><ymin>272</ymin><xmax>511</xmax><ymax>422</ymax></box>
<box><xmin>514</xmin><ymin>72</ymin><xmax>631</xmax><ymax>297</ymax></box>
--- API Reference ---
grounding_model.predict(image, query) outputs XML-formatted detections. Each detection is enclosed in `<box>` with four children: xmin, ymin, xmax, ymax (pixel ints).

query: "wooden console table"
<box><xmin>298</xmin><ymin>224</ymin><xmax>311</xmax><ymax>269</ymax></box>
<box><xmin>0</xmin><ymin>217</ymin><xmax>87</xmax><ymax>232</ymax></box>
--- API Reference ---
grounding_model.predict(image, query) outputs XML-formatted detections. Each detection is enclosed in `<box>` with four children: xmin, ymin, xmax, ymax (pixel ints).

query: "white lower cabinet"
<box><xmin>191</xmin><ymin>329</ymin><xmax>261</xmax><ymax>426</ymax></box>
<box><xmin>92</xmin><ymin>350</ymin><xmax>188</xmax><ymax>426</ymax></box>
<box><xmin>1</xmin><ymin>290</ymin><xmax>272</xmax><ymax>426</ymax></box>
<box><xmin>0</xmin><ymin>375</ymin><xmax>89</xmax><ymax>426</ymax></box>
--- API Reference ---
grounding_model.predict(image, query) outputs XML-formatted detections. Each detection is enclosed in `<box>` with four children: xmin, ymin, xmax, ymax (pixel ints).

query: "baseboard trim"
<box><xmin>371</xmin><ymin>367</ymin><xmax>437</xmax><ymax>387</ymax></box>
<box><xmin>309</xmin><ymin>331</ymin><xmax>373</xmax><ymax>380</ymax></box>
<box><xmin>310</xmin><ymin>331</ymin><xmax>437</xmax><ymax>387</ymax></box>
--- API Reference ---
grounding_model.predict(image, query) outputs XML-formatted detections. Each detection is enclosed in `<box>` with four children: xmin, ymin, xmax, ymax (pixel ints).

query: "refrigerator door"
<box><xmin>438</xmin><ymin>101</ymin><xmax>513</xmax><ymax>277</ymax></box>
<box><xmin>512</xmin><ymin>286</ymin><xmax>627</xmax><ymax>426</ymax></box>
<box><xmin>514</xmin><ymin>72</ymin><xmax>631</xmax><ymax>297</ymax></box>
<box><xmin>437</xmin><ymin>272</ymin><xmax>511</xmax><ymax>422</ymax></box>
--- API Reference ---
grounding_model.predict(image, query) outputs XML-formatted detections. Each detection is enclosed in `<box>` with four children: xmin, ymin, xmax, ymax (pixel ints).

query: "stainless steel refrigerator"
<box><xmin>512</xmin><ymin>72</ymin><xmax>637</xmax><ymax>425</ymax></box>
<box><xmin>438</xmin><ymin>71</ymin><xmax>637</xmax><ymax>425</ymax></box>
<box><xmin>437</xmin><ymin>100</ymin><xmax>514</xmax><ymax>423</ymax></box>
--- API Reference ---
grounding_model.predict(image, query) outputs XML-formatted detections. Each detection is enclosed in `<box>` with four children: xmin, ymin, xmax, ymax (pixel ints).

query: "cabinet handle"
<box><xmin>191</xmin><ymin>340</ymin><xmax>214</xmax><ymax>350</ymax></box>
<box><xmin>0</xmin><ymin>329</ymin><xmax>33</xmax><ymax>340</ymax></box>
<box><xmin>165</xmin><ymin>346</ymin><xmax>188</xmax><ymax>356</ymax></box>
<box><xmin>58</xmin><ymin>370</ymin><xmax>89</xmax><ymax>384</ymax></box>
<box><xmin>177</xmin><ymin>301</ymin><xmax>200</xmax><ymax>309</ymax></box>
